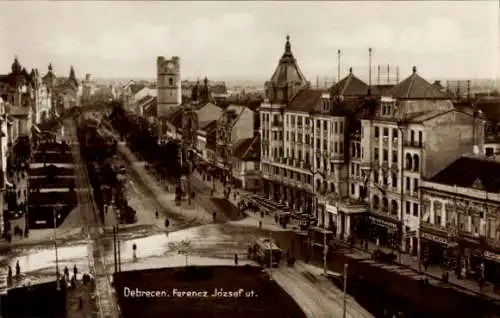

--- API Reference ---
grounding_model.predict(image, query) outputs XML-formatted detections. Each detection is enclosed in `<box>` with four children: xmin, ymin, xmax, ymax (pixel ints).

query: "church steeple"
<box><xmin>192</xmin><ymin>79</ymin><xmax>200</xmax><ymax>102</ymax></box>
<box><xmin>11</xmin><ymin>56</ymin><xmax>21</xmax><ymax>74</ymax></box>
<box><xmin>69</xmin><ymin>66</ymin><xmax>76</xmax><ymax>80</ymax></box>
<box><xmin>48</xmin><ymin>63</ymin><xmax>53</xmax><ymax>72</ymax></box>
<box><xmin>203</xmin><ymin>76</ymin><xmax>209</xmax><ymax>101</ymax></box>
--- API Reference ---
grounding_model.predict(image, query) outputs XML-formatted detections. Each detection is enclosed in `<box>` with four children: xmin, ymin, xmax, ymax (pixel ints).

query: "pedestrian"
<box><xmin>74</xmin><ymin>265</ymin><xmax>78</xmax><ymax>278</ymax></box>
<box><xmin>15</xmin><ymin>260</ymin><xmax>20</xmax><ymax>276</ymax></box>
<box><xmin>19</xmin><ymin>228</ymin><xmax>23</xmax><ymax>238</ymax></box>
<box><xmin>259</xmin><ymin>220</ymin><xmax>262</xmax><ymax>230</ymax></box>
<box><xmin>212</xmin><ymin>212</ymin><xmax>216</xmax><ymax>223</ymax></box>
<box><xmin>8</xmin><ymin>266</ymin><xmax>12</xmax><ymax>280</ymax></box>
<box><xmin>155</xmin><ymin>211</ymin><xmax>159</xmax><ymax>219</ymax></box>
<box><xmin>64</xmin><ymin>266</ymin><xmax>69</xmax><ymax>279</ymax></box>
<box><xmin>234</xmin><ymin>253</ymin><xmax>238</xmax><ymax>265</ymax></box>
<box><xmin>133</xmin><ymin>243</ymin><xmax>137</xmax><ymax>259</ymax></box>
<box><xmin>164</xmin><ymin>218</ymin><xmax>170</xmax><ymax>228</ymax></box>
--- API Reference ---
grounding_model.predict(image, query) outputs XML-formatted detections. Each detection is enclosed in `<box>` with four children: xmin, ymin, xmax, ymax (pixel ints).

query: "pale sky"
<box><xmin>0</xmin><ymin>1</ymin><xmax>499</xmax><ymax>83</ymax></box>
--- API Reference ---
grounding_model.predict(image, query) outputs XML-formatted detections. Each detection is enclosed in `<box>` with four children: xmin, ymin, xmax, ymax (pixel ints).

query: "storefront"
<box><xmin>420</xmin><ymin>227</ymin><xmax>458</xmax><ymax>266</ymax></box>
<box><xmin>366</xmin><ymin>213</ymin><xmax>401</xmax><ymax>249</ymax></box>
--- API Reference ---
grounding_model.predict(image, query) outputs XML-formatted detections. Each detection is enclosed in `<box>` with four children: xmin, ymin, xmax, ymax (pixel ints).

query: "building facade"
<box><xmin>420</xmin><ymin>155</ymin><xmax>500</xmax><ymax>283</ymax></box>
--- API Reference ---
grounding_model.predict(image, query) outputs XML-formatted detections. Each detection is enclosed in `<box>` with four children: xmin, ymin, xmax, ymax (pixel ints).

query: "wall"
<box><xmin>424</xmin><ymin>110</ymin><xmax>484</xmax><ymax>179</ymax></box>
<box><xmin>231</xmin><ymin>107</ymin><xmax>254</xmax><ymax>142</ymax></box>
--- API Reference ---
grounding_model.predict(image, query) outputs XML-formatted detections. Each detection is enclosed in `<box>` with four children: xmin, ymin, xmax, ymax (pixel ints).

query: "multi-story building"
<box><xmin>31</xmin><ymin>68</ymin><xmax>52</xmax><ymax>125</ymax></box>
<box><xmin>420</xmin><ymin>154</ymin><xmax>500</xmax><ymax>282</ymax></box>
<box><xmin>81</xmin><ymin>73</ymin><xmax>98</xmax><ymax>103</ymax></box>
<box><xmin>259</xmin><ymin>37</ymin><xmax>486</xmax><ymax>252</ymax></box>
<box><xmin>357</xmin><ymin>66</ymin><xmax>484</xmax><ymax>253</ymax></box>
<box><xmin>157</xmin><ymin>56</ymin><xmax>181</xmax><ymax>117</ymax></box>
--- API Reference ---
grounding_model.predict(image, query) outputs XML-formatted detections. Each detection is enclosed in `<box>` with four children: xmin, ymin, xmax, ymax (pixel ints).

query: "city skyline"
<box><xmin>1</xmin><ymin>1</ymin><xmax>499</xmax><ymax>83</ymax></box>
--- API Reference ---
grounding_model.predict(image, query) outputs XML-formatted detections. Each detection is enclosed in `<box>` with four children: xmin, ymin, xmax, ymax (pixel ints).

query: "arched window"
<box><xmin>316</xmin><ymin>179</ymin><xmax>321</xmax><ymax>192</ymax></box>
<box><xmin>405</xmin><ymin>153</ymin><xmax>412</xmax><ymax>170</ymax></box>
<box><xmin>322</xmin><ymin>181</ymin><xmax>327</xmax><ymax>193</ymax></box>
<box><xmin>413</xmin><ymin>154</ymin><xmax>420</xmax><ymax>172</ymax></box>
<box><xmin>382</xmin><ymin>197</ymin><xmax>389</xmax><ymax>212</ymax></box>
<box><xmin>373</xmin><ymin>195</ymin><xmax>380</xmax><ymax>210</ymax></box>
<box><xmin>391</xmin><ymin>200</ymin><xmax>398</xmax><ymax>216</ymax></box>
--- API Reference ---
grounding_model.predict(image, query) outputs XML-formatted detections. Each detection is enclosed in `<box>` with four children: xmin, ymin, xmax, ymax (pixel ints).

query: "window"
<box><xmin>391</xmin><ymin>173</ymin><xmax>397</xmax><ymax>188</ymax></box>
<box><xmin>383</xmin><ymin>149</ymin><xmax>388</xmax><ymax>162</ymax></box>
<box><xmin>351</xmin><ymin>184</ymin><xmax>355</xmax><ymax>195</ymax></box>
<box><xmin>339</xmin><ymin>122</ymin><xmax>344</xmax><ymax>134</ymax></box>
<box><xmin>406</xmin><ymin>201</ymin><xmax>411</xmax><ymax>215</ymax></box>
<box><xmin>316</xmin><ymin>139</ymin><xmax>320</xmax><ymax>148</ymax></box>
<box><xmin>486</xmin><ymin>147</ymin><xmax>494</xmax><ymax>156</ymax></box>
<box><xmin>334</xmin><ymin>122</ymin><xmax>338</xmax><ymax>134</ymax></box>
<box><xmin>410</xmin><ymin>130</ymin><xmax>415</xmax><ymax>142</ymax></box>
<box><xmin>374</xmin><ymin>171</ymin><xmax>379</xmax><ymax>183</ymax></box>
<box><xmin>406</xmin><ymin>177</ymin><xmax>410</xmax><ymax>191</ymax></box>
<box><xmin>334</xmin><ymin>142</ymin><xmax>338</xmax><ymax>153</ymax></box>
<box><xmin>383</xmin><ymin>175</ymin><xmax>388</xmax><ymax>185</ymax></box>
<box><xmin>374</xmin><ymin>147</ymin><xmax>379</xmax><ymax>160</ymax></box>
<box><xmin>413</xmin><ymin>178</ymin><xmax>419</xmax><ymax>193</ymax></box>
<box><xmin>418</xmin><ymin>131</ymin><xmax>423</xmax><ymax>146</ymax></box>
<box><xmin>351</xmin><ymin>163</ymin><xmax>355</xmax><ymax>175</ymax></box>
<box><xmin>168</xmin><ymin>78</ymin><xmax>173</xmax><ymax>86</ymax></box>
<box><xmin>413</xmin><ymin>154</ymin><xmax>420</xmax><ymax>172</ymax></box>
<box><xmin>413</xmin><ymin>203</ymin><xmax>419</xmax><ymax>217</ymax></box>
<box><xmin>392</xmin><ymin>150</ymin><xmax>398</xmax><ymax>163</ymax></box>
<box><xmin>383</xmin><ymin>128</ymin><xmax>389</xmax><ymax>137</ymax></box>
<box><xmin>339</xmin><ymin>141</ymin><xmax>344</xmax><ymax>153</ymax></box>
<box><xmin>323</xmin><ymin>121</ymin><xmax>327</xmax><ymax>130</ymax></box>
<box><xmin>374</xmin><ymin>127</ymin><xmax>380</xmax><ymax>138</ymax></box>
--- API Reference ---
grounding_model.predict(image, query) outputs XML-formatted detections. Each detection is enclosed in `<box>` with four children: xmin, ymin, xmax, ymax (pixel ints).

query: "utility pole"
<box><xmin>343</xmin><ymin>263</ymin><xmax>348</xmax><ymax>318</ymax></box>
<box><xmin>113</xmin><ymin>226</ymin><xmax>117</xmax><ymax>273</ymax></box>
<box><xmin>53</xmin><ymin>206</ymin><xmax>60</xmax><ymax>291</ymax></box>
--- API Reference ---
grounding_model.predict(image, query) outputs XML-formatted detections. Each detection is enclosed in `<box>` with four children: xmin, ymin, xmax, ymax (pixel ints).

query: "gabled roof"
<box><xmin>430</xmin><ymin>155</ymin><xmax>500</xmax><ymax>192</ymax></box>
<box><xmin>232</xmin><ymin>135</ymin><xmax>260</xmax><ymax>161</ymax></box>
<box><xmin>195</xmin><ymin>102</ymin><xmax>223</xmax><ymax>124</ymax></box>
<box><xmin>386</xmin><ymin>67</ymin><xmax>448</xmax><ymax>100</ymax></box>
<box><xmin>330</xmin><ymin>68</ymin><xmax>369</xmax><ymax>97</ymax></box>
<box><xmin>269</xmin><ymin>35</ymin><xmax>307</xmax><ymax>87</ymax></box>
<box><xmin>286</xmin><ymin>88</ymin><xmax>325</xmax><ymax>113</ymax></box>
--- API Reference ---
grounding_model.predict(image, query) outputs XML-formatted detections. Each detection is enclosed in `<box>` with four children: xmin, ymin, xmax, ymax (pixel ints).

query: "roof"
<box><xmin>386</xmin><ymin>67</ymin><xmax>448</xmax><ymax>100</ymax></box>
<box><xmin>233</xmin><ymin>135</ymin><xmax>260</xmax><ymax>161</ymax></box>
<box><xmin>286</xmin><ymin>88</ymin><xmax>325</xmax><ymax>113</ymax></box>
<box><xmin>199</xmin><ymin>119</ymin><xmax>217</xmax><ymax>131</ymax></box>
<box><xmin>166</xmin><ymin>107</ymin><xmax>183</xmax><ymax>128</ymax></box>
<box><xmin>269</xmin><ymin>35</ymin><xmax>307</xmax><ymax>87</ymax></box>
<box><xmin>195</xmin><ymin>102</ymin><xmax>223</xmax><ymax>124</ymax></box>
<box><xmin>211</xmin><ymin>84</ymin><xmax>227</xmax><ymax>94</ymax></box>
<box><xmin>430</xmin><ymin>155</ymin><xmax>500</xmax><ymax>192</ymax></box>
<box><xmin>330</xmin><ymin>68</ymin><xmax>369</xmax><ymax>97</ymax></box>
<box><xmin>404</xmin><ymin>109</ymin><xmax>451</xmax><ymax>123</ymax></box>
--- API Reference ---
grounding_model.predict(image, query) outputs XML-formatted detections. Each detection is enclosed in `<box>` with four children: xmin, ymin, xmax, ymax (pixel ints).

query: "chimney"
<box><xmin>387</xmin><ymin>65</ymin><xmax>390</xmax><ymax>84</ymax></box>
<box><xmin>396</xmin><ymin>66</ymin><xmax>400</xmax><ymax>83</ymax></box>
<box><xmin>337</xmin><ymin>50</ymin><xmax>341</xmax><ymax>84</ymax></box>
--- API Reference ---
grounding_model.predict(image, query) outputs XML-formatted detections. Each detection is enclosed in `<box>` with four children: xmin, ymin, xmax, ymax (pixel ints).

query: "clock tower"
<box><xmin>157</xmin><ymin>56</ymin><xmax>181</xmax><ymax>117</ymax></box>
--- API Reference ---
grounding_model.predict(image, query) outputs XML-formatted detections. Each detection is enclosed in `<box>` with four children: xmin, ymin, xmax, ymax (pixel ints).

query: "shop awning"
<box><xmin>369</xmin><ymin>215</ymin><xmax>398</xmax><ymax>230</ymax></box>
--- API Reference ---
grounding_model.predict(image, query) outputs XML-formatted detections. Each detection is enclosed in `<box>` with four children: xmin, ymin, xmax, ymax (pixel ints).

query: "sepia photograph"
<box><xmin>0</xmin><ymin>1</ymin><xmax>499</xmax><ymax>317</ymax></box>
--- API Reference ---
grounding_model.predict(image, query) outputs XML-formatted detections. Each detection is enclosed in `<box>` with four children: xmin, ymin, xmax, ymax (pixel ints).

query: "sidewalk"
<box><xmin>117</xmin><ymin>143</ymin><xmax>212</xmax><ymax>225</ymax></box>
<box><xmin>192</xmin><ymin>172</ymin><xmax>286</xmax><ymax>232</ymax></box>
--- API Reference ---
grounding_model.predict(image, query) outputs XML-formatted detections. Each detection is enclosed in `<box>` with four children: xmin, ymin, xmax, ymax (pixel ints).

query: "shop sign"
<box><xmin>369</xmin><ymin>216</ymin><xmax>397</xmax><ymax>230</ymax></box>
<box><xmin>483</xmin><ymin>251</ymin><xmax>500</xmax><ymax>262</ymax></box>
<box><xmin>422</xmin><ymin>232</ymin><xmax>449</xmax><ymax>245</ymax></box>
<box><xmin>325</xmin><ymin>204</ymin><xmax>337</xmax><ymax>215</ymax></box>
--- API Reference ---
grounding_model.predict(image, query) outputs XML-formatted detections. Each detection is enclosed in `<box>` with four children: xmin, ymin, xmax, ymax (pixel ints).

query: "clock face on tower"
<box><xmin>167</xmin><ymin>62</ymin><xmax>174</xmax><ymax>70</ymax></box>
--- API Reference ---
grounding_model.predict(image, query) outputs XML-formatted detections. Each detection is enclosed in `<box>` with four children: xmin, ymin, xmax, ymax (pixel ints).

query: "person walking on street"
<box><xmin>15</xmin><ymin>261</ymin><xmax>20</xmax><ymax>277</ymax></box>
<box><xmin>234</xmin><ymin>253</ymin><xmax>238</xmax><ymax>265</ymax></box>
<box><xmin>259</xmin><ymin>220</ymin><xmax>262</xmax><ymax>230</ymax></box>
<box><xmin>74</xmin><ymin>265</ymin><xmax>78</xmax><ymax>279</ymax></box>
<box><xmin>8</xmin><ymin>266</ymin><xmax>12</xmax><ymax>280</ymax></box>
<box><xmin>212</xmin><ymin>212</ymin><xmax>216</xmax><ymax>223</ymax></box>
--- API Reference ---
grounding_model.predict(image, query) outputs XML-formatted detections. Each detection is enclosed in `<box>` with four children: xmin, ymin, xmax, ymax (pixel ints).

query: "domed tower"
<box><xmin>42</xmin><ymin>63</ymin><xmax>57</xmax><ymax>89</ymax></box>
<box><xmin>265</xmin><ymin>35</ymin><xmax>309</xmax><ymax>104</ymax></box>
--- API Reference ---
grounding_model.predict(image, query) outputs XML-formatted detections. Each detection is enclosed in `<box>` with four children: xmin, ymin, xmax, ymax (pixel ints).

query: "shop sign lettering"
<box><xmin>422</xmin><ymin>232</ymin><xmax>449</xmax><ymax>245</ymax></box>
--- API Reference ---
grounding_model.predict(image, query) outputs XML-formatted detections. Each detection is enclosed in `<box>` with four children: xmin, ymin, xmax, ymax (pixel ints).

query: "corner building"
<box><xmin>260</xmin><ymin>36</ymin><xmax>484</xmax><ymax>252</ymax></box>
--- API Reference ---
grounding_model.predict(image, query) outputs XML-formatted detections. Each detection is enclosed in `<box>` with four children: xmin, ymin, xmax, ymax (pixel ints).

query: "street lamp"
<box><xmin>342</xmin><ymin>263</ymin><xmax>348</xmax><ymax>318</ymax></box>
<box><xmin>53</xmin><ymin>204</ymin><xmax>61</xmax><ymax>291</ymax></box>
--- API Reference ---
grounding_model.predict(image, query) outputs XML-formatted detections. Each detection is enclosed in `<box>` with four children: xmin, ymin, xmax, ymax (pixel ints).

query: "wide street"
<box><xmin>0</xmin><ymin>114</ymin><xmax>372</xmax><ymax>318</ymax></box>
